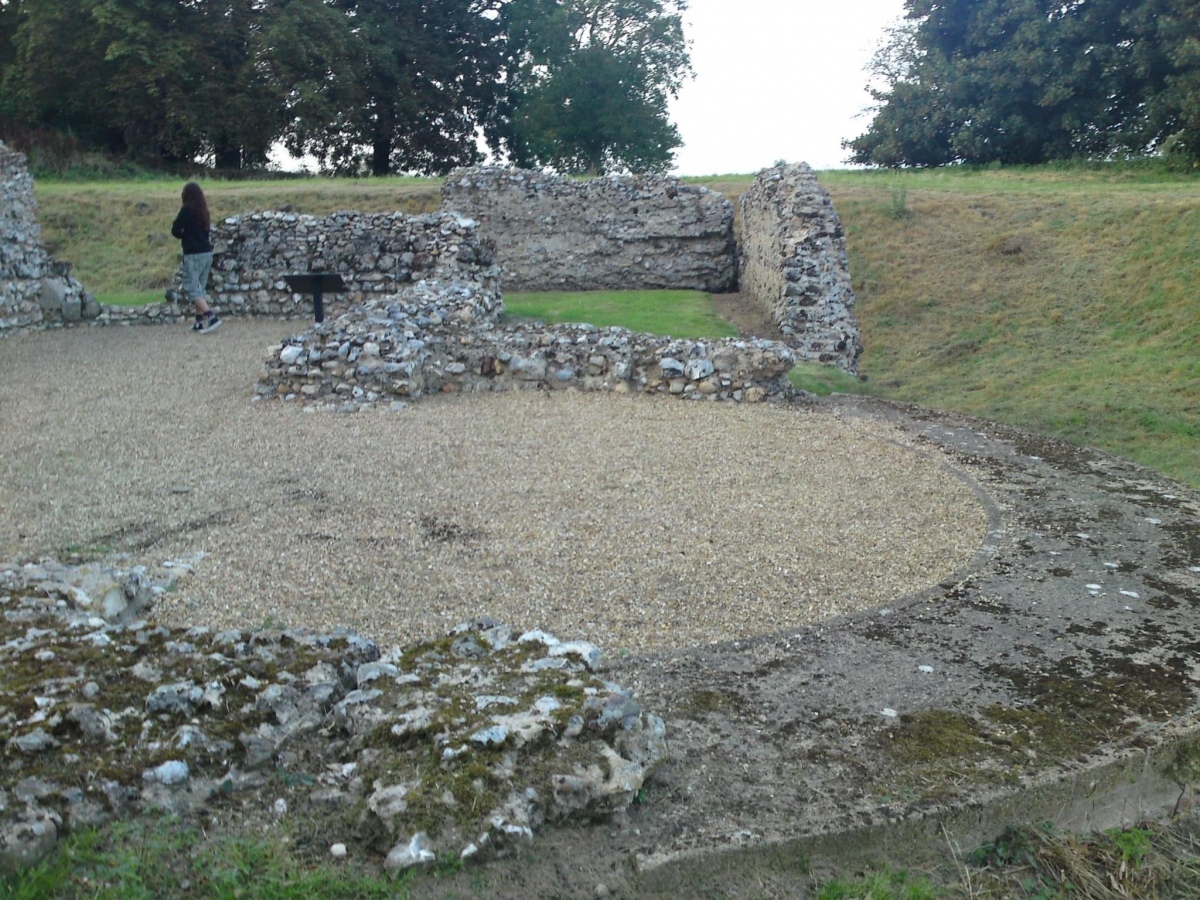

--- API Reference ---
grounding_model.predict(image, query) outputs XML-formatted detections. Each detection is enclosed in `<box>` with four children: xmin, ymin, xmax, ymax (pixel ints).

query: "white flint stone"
<box><xmin>384</xmin><ymin>833</ymin><xmax>436</xmax><ymax>874</ymax></box>
<box><xmin>550</xmin><ymin>640</ymin><xmax>602</xmax><ymax>671</ymax></box>
<box><xmin>144</xmin><ymin>760</ymin><xmax>189</xmax><ymax>785</ymax></box>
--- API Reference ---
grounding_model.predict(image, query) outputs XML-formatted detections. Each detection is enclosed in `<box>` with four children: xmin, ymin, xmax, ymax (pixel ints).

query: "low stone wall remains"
<box><xmin>163</xmin><ymin>209</ymin><xmax>500</xmax><ymax>319</ymax></box>
<box><xmin>1</xmin><ymin>558</ymin><xmax>667</xmax><ymax>875</ymax></box>
<box><xmin>0</xmin><ymin>141</ymin><xmax>96</xmax><ymax>334</ymax></box>
<box><xmin>739</xmin><ymin>163</ymin><xmax>862</xmax><ymax>372</ymax></box>
<box><xmin>256</xmin><ymin>279</ymin><xmax>796</xmax><ymax>409</ymax></box>
<box><xmin>441</xmin><ymin>166</ymin><xmax>738</xmax><ymax>293</ymax></box>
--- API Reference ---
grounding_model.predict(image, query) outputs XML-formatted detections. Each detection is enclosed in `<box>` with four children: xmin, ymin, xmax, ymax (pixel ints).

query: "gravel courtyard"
<box><xmin>0</xmin><ymin>319</ymin><xmax>988</xmax><ymax>655</ymax></box>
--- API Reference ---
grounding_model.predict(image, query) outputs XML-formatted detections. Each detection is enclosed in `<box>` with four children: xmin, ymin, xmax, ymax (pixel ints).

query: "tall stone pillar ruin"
<box><xmin>739</xmin><ymin>163</ymin><xmax>862</xmax><ymax>372</ymax></box>
<box><xmin>0</xmin><ymin>140</ymin><xmax>95</xmax><ymax>333</ymax></box>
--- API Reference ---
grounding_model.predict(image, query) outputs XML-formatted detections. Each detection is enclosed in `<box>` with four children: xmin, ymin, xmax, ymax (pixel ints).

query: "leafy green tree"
<box><xmin>2</xmin><ymin>0</ymin><xmax>129</xmax><ymax>153</ymax></box>
<box><xmin>502</xmin><ymin>0</ymin><xmax>691</xmax><ymax>174</ymax></box>
<box><xmin>0</xmin><ymin>0</ymin><xmax>18</xmax><ymax>82</ymax></box>
<box><xmin>1131</xmin><ymin>0</ymin><xmax>1200</xmax><ymax>162</ymax></box>
<box><xmin>3</xmin><ymin>0</ymin><xmax>355</xmax><ymax>168</ymax></box>
<box><xmin>86</xmin><ymin>0</ymin><xmax>206</xmax><ymax>162</ymax></box>
<box><xmin>286</xmin><ymin>0</ymin><xmax>508</xmax><ymax>176</ymax></box>
<box><xmin>511</xmin><ymin>45</ymin><xmax>680</xmax><ymax>174</ymax></box>
<box><xmin>267</xmin><ymin>0</ymin><xmax>360</xmax><ymax>167</ymax></box>
<box><xmin>847</xmin><ymin>0</ymin><xmax>1200</xmax><ymax>167</ymax></box>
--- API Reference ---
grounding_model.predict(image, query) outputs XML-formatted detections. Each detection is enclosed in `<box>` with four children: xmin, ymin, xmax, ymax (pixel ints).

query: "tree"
<box><xmin>1131</xmin><ymin>0</ymin><xmax>1200</xmax><ymax>161</ymax></box>
<box><xmin>2</xmin><ymin>0</ymin><xmax>358</xmax><ymax>169</ymax></box>
<box><xmin>286</xmin><ymin>0</ymin><xmax>508</xmax><ymax>176</ymax></box>
<box><xmin>3</xmin><ymin>0</ymin><xmax>132</xmax><ymax>155</ymax></box>
<box><xmin>85</xmin><ymin>0</ymin><xmax>207</xmax><ymax>162</ymax></box>
<box><xmin>0</xmin><ymin>0</ymin><xmax>17</xmax><ymax>77</ymax></box>
<box><xmin>502</xmin><ymin>0</ymin><xmax>691</xmax><ymax>174</ymax></box>
<box><xmin>846</xmin><ymin>0</ymin><xmax>1200</xmax><ymax>167</ymax></box>
<box><xmin>511</xmin><ymin>44</ymin><xmax>681</xmax><ymax>174</ymax></box>
<box><xmin>266</xmin><ymin>0</ymin><xmax>361</xmax><ymax>168</ymax></box>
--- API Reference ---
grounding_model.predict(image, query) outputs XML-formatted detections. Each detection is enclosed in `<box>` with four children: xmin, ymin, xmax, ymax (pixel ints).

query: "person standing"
<box><xmin>171</xmin><ymin>182</ymin><xmax>221</xmax><ymax>333</ymax></box>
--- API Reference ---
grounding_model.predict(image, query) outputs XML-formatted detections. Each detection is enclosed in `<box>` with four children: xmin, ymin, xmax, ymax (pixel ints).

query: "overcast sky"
<box><xmin>669</xmin><ymin>0</ymin><xmax>907</xmax><ymax>176</ymax></box>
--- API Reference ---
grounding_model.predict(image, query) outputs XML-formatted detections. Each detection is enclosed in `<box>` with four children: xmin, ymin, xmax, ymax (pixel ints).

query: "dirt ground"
<box><xmin>709</xmin><ymin>292</ymin><xmax>786</xmax><ymax>342</ymax></box>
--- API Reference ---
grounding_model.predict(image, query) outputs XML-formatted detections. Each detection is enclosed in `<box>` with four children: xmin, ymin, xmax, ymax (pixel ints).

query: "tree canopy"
<box><xmin>502</xmin><ymin>0</ymin><xmax>691</xmax><ymax>174</ymax></box>
<box><xmin>0</xmin><ymin>0</ymin><xmax>692</xmax><ymax>175</ymax></box>
<box><xmin>846</xmin><ymin>0</ymin><xmax>1200</xmax><ymax>167</ymax></box>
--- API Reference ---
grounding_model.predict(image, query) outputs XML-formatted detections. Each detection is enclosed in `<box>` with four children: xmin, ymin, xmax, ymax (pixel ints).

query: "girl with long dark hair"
<box><xmin>171</xmin><ymin>182</ymin><xmax>221</xmax><ymax>333</ymax></box>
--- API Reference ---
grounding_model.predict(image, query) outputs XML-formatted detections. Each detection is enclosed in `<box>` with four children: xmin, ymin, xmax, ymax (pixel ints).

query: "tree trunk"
<box><xmin>214</xmin><ymin>144</ymin><xmax>242</xmax><ymax>170</ymax></box>
<box><xmin>371</xmin><ymin>132</ymin><xmax>392</xmax><ymax>176</ymax></box>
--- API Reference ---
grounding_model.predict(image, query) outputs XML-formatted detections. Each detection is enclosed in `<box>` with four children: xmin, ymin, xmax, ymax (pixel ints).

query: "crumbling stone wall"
<box><xmin>739</xmin><ymin>163</ymin><xmax>862</xmax><ymax>372</ymax></box>
<box><xmin>1</xmin><ymin>559</ymin><xmax>667</xmax><ymax>875</ymax></box>
<box><xmin>165</xmin><ymin>210</ymin><xmax>500</xmax><ymax>318</ymax></box>
<box><xmin>441</xmin><ymin>166</ymin><xmax>738</xmax><ymax>293</ymax></box>
<box><xmin>257</xmin><ymin>278</ymin><xmax>796</xmax><ymax>409</ymax></box>
<box><xmin>0</xmin><ymin>141</ymin><xmax>95</xmax><ymax>334</ymax></box>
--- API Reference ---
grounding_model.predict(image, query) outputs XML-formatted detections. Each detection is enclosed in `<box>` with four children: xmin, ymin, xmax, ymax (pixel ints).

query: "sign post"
<box><xmin>283</xmin><ymin>272</ymin><xmax>347</xmax><ymax>324</ymax></box>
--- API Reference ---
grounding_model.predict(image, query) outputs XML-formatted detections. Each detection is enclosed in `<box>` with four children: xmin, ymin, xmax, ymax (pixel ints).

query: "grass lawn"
<box><xmin>503</xmin><ymin>289</ymin><xmax>738</xmax><ymax>340</ymax></box>
<box><xmin>97</xmin><ymin>290</ymin><xmax>166</xmax><ymax>307</ymax></box>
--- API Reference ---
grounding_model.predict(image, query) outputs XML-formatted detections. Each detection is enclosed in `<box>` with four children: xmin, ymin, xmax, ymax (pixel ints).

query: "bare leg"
<box><xmin>194</xmin><ymin>296</ymin><xmax>212</xmax><ymax>316</ymax></box>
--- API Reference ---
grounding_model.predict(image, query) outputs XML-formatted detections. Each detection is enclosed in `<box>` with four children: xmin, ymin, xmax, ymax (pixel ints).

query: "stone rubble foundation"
<box><xmin>0</xmin><ymin>141</ymin><xmax>95</xmax><ymax>331</ymax></box>
<box><xmin>255</xmin><ymin>278</ymin><xmax>797</xmax><ymax>409</ymax></box>
<box><xmin>0</xmin><ymin>558</ymin><xmax>667</xmax><ymax>876</ymax></box>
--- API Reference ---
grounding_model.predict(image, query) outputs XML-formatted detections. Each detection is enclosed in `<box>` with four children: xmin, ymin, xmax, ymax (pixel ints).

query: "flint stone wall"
<box><xmin>441</xmin><ymin>166</ymin><xmax>738</xmax><ymax>293</ymax></box>
<box><xmin>739</xmin><ymin>163</ymin><xmax>862</xmax><ymax>373</ymax></box>
<box><xmin>1</xmin><ymin>558</ymin><xmax>667</xmax><ymax>875</ymax></box>
<box><xmin>0</xmin><ymin>141</ymin><xmax>96</xmax><ymax>334</ymax></box>
<box><xmin>256</xmin><ymin>279</ymin><xmax>796</xmax><ymax>410</ymax></box>
<box><xmin>164</xmin><ymin>209</ymin><xmax>500</xmax><ymax>318</ymax></box>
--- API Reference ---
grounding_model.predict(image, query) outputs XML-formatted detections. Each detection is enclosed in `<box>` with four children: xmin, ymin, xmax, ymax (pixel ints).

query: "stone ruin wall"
<box><xmin>161</xmin><ymin>209</ymin><xmax>500</xmax><ymax>318</ymax></box>
<box><xmin>441</xmin><ymin>166</ymin><xmax>738</xmax><ymax>293</ymax></box>
<box><xmin>2</xmin><ymin>160</ymin><xmax>862</xmax><ymax>385</ymax></box>
<box><xmin>255</xmin><ymin>278</ymin><xmax>797</xmax><ymax>410</ymax></box>
<box><xmin>0</xmin><ymin>141</ymin><xmax>95</xmax><ymax>334</ymax></box>
<box><xmin>739</xmin><ymin>163</ymin><xmax>862</xmax><ymax>372</ymax></box>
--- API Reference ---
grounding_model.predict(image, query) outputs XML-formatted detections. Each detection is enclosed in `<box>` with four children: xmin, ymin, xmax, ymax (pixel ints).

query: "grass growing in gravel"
<box><xmin>503</xmin><ymin>289</ymin><xmax>738</xmax><ymax>339</ymax></box>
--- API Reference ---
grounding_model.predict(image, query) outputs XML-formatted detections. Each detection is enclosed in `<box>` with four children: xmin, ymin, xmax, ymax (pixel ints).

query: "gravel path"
<box><xmin>0</xmin><ymin>320</ymin><xmax>987</xmax><ymax>655</ymax></box>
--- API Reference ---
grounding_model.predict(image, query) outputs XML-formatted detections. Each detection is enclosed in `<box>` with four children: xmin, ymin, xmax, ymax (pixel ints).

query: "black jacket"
<box><xmin>171</xmin><ymin>205</ymin><xmax>212</xmax><ymax>255</ymax></box>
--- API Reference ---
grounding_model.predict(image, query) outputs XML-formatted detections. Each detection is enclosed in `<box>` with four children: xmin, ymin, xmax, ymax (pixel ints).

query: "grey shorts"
<box><xmin>181</xmin><ymin>252</ymin><xmax>213</xmax><ymax>301</ymax></box>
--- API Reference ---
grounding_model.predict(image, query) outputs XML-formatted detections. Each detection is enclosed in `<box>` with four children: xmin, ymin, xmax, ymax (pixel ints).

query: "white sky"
<box><xmin>669</xmin><ymin>0</ymin><xmax>907</xmax><ymax>175</ymax></box>
<box><xmin>271</xmin><ymin>0</ymin><xmax>907</xmax><ymax>175</ymax></box>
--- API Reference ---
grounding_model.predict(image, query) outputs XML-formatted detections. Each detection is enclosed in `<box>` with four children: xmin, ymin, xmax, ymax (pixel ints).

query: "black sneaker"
<box><xmin>201</xmin><ymin>315</ymin><xmax>222</xmax><ymax>334</ymax></box>
<box><xmin>191</xmin><ymin>318</ymin><xmax>205</xmax><ymax>331</ymax></box>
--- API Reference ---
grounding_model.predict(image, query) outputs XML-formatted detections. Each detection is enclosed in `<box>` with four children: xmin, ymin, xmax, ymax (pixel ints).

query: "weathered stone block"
<box><xmin>740</xmin><ymin>163</ymin><xmax>863</xmax><ymax>373</ymax></box>
<box><xmin>443</xmin><ymin>166</ymin><xmax>737</xmax><ymax>293</ymax></box>
<box><xmin>39</xmin><ymin>278</ymin><xmax>67</xmax><ymax>312</ymax></box>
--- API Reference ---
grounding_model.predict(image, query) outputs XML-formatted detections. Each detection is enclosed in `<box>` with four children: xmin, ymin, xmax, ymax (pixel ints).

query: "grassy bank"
<box><xmin>821</xmin><ymin>167</ymin><xmax>1200</xmax><ymax>489</ymax></box>
<box><xmin>31</xmin><ymin>164</ymin><xmax>1200</xmax><ymax>488</ymax></box>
